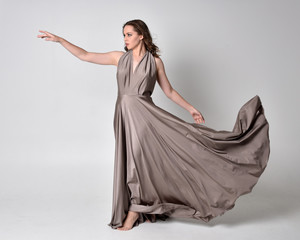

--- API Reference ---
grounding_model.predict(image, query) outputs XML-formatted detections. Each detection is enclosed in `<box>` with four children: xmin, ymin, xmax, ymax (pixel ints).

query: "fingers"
<box><xmin>37</xmin><ymin>34</ymin><xmax>49</xmax><ymax>39</ymax></box>
<box><xmin>191</xmin><ymin>111</ymin><xmax>204</xmax><ymax>124</ymax></box>
<box><xmin>195</xmin><ymin>118</ymin><xmax>204</xmax><ymax>124</ymax></box>
<box><xmin>39</xmin><ymin>30</ymin><xmax>51</xmax><ymax>35</ymax></box>
<box><xmin>37</xmin><ymin>32</ymin><xmax>47</xmax><ymax>39</ymax></box>
<box><xmin>37</xmin><ymin>30</ymin><xmax>53</xmax><ymax>39</ymax></box>
<box><xmin>38</xmin><ymin>30</ymin><xmax>47</xmax><ymax>36</ymax></box>
<box><xmin>195</xmin><ymin>115</ymin><xmax>205</xmax><ymax>124</ymax></box>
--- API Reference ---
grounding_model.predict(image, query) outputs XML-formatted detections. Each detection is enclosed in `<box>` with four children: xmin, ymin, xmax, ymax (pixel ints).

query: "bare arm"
<box><xmin>155</xmin><ymin>57</ymin><xmax>205</xmax><ymax>124</ymax></box>
<box><xmin>37</xmin><ymin>30</ymin><xmax>124</xmax><ymax>66</ymax></box>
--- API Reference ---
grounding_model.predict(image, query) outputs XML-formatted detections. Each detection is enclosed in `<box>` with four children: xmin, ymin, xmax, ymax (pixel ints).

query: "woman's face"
<box><xmin>123</xmin><ymin>25</ymin><xmax>143</xmax><ymax>50</ymax></box>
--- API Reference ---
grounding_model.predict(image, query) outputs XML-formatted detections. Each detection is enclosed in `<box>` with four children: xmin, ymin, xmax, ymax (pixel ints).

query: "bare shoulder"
<box><xmin>112</xmin><ymin>51</ymin><xmax>126</xmax><ymax>66</ymax></box>
<box><xmin>154</xmin><ymin>56</ymin><xmax>164</xmax><ymax>72</ymax></box>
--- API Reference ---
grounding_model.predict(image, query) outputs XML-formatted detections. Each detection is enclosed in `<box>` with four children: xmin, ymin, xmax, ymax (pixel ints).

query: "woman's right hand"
<box><xmin>37</xmin><ymin>30</ymin><xmax>60</xmax><ymax>42</ymax></box>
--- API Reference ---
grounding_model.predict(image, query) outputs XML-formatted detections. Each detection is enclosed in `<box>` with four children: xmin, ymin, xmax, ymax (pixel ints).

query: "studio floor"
<box><xmin>1</xmin><ymin>163</ymin><xmax>299</xmax><ymax>240</ymax></box>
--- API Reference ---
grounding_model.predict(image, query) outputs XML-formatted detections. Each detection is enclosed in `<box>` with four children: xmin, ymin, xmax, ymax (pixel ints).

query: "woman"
<box><xmin>37</xmin><ymin>19</ymin><xmax>270</xmax><ymax>231</ymax></box>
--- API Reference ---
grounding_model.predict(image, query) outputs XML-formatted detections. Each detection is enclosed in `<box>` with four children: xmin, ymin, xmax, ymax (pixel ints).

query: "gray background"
<box><xmin>1</xmin><ymin>0</ymin><xmax>299</xmax><ymax>239</ymax></box>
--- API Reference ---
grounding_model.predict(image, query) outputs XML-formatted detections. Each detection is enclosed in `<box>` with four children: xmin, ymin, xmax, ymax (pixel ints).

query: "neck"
<box><xmin>131</xmin><ymin>45</ymin><xmax>147</xmax><ymax>57</ymax></box>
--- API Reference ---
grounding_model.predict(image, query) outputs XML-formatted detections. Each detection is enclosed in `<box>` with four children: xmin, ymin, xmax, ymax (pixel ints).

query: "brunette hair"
<box><xmin>122</xmin><ymin>19</ymin><xmax>161</xmax><ymax>58</ymax></box>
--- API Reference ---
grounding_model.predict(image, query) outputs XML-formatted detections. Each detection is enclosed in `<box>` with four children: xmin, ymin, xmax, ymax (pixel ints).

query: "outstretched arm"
<box><xmin>37</xmin><ymin>30</ymin><xmax>123</xmax><ymax>66</ymax></box>
<box><xmin>155</xmin><ymin>57</ymin><xmax>205</xmax><ymax>124</ymax></box>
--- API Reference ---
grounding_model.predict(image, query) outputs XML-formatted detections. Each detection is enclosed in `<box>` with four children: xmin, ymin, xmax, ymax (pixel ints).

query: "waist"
<box><xmin>118</xmin><ymin>93</ymin><xmax>152</xmax><ymax>99</ymax></box>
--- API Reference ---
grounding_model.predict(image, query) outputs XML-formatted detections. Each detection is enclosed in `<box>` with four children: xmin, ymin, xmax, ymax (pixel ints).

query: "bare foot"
<box><xmin>117</xmin><ymin>211</ymin><xmax>139</xmax><ymax>231</ymax></box>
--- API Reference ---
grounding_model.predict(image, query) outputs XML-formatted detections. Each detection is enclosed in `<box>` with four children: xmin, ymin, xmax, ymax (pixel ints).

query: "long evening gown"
<box><xmin>107</xmin><ymin>49</ymin><xmax>270</xmax><ymax>229</ymax></box>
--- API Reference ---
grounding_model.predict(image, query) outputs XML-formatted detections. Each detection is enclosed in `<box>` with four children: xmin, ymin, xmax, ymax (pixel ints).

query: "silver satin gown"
<box><xmin>108</xmin><ymin>49</ymin><xmax>270</xmax><ymax>229</ymax></box>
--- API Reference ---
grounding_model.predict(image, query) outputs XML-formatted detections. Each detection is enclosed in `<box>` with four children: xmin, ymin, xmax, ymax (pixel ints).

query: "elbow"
<box><xmin>166</xmin><ymin>88</ymin><xmax>174</xmax><ymax>99</ymax></box>
<box><xmin>78</xmin><ymin>55</ymin><xmax>85</xmax><ymax>62</ymax></box>
<box><xmin>78</xmin><ymin>51</ymin><xmax>88</xmax><ymax>62</ymax></box>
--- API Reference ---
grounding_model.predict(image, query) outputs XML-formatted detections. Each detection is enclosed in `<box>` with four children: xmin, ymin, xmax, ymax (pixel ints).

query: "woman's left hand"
<box><xmin>189</xmin><ymin>107</ymin><xmax>205</xmax><ymax>124</ymax></box>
